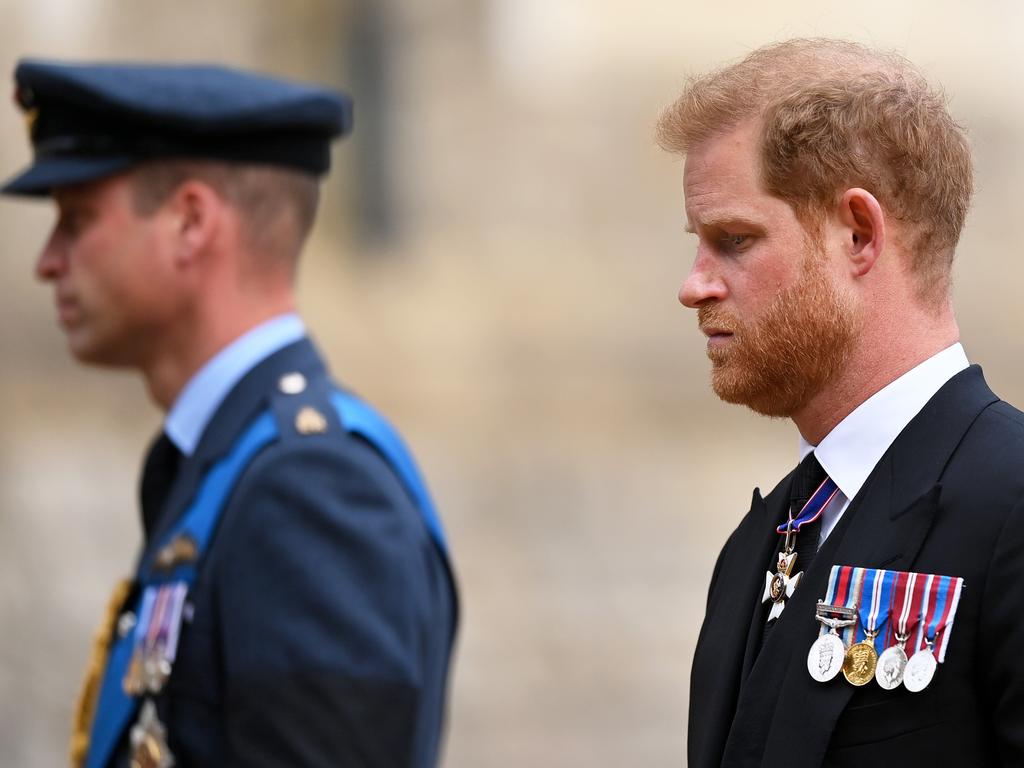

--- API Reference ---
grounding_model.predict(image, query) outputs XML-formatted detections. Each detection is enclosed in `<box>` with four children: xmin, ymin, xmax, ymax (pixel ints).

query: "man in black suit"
<box><xmin>657</xmin><ymin>39</ymin><xmax>1024</xmax><ymax>766</ymax></box>
<box><xmin>2</xmin><ymin>60</ymin><xmax>457</xmax><ymax>767</ymax></box>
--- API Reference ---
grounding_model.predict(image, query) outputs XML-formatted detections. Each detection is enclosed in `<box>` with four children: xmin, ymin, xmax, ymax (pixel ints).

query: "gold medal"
<box><xmin>842</xmin><ymin>640</ymin><xmax>878</xmax><ymax>686</ymax></box>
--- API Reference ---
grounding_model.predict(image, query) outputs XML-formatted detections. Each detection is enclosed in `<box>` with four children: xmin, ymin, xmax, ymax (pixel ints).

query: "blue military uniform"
<box><xmin>2</xmin><ymin>60</ymin><xmax>458</xmax><ymax>767</ymax></box>
<box><xmin>128</xmin><ymin>335</ymin><xmax>457</xmax><ymax>767</ymax></box>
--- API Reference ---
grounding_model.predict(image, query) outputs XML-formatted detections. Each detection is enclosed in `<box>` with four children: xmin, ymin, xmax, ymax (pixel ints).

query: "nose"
<box><xmin>35</xmin><ymin>232</ymin><xmax>67</xmax><ymax>282</ymax></box>
<box><xmin>678</xmin><ymin>249</ymin><xmax>727</xmax><ymax>308</ymax></box>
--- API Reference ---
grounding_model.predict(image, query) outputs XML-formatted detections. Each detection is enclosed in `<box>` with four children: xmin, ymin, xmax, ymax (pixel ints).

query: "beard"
<box><xmin>697</xmin><ymin>249</ymin><xmax>858</xmax><ymax>418</ymax></box>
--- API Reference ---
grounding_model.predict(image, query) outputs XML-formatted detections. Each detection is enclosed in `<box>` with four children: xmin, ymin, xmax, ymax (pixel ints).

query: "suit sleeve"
<box><xmin>981</xmin><ymin>494</ymin><xmax>1024</xmax><ymax>764</ymax></box>
<box><xmin>212</xmin><ymin>436</ymin><xmax>437</xmax><ymax>767</ymax></box>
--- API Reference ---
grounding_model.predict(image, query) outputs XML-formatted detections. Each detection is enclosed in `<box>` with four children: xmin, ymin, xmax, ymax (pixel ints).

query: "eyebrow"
<box><xmin>685</xmin><ymin>210</ymin><xmax>765</xmax><ymax>233</ymax></box>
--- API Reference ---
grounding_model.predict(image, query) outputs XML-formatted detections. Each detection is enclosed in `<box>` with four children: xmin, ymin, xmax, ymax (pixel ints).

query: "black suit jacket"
<box><xmin>111</xmin><ymin>338</ymin><xmax>458</xmax><ymax>767</ymax></box>
<box><xmin>689</xmin><ymin>366</ymin><xmax>1024</xmax><ymax>767</ymax></box>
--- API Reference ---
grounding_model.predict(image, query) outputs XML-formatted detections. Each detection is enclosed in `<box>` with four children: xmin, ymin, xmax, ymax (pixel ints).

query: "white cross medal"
<box><xmin>763</xmin><ymin>544</ymin><xmax>801</xmax><ymax>621</ymax></box>
<box><xmin>762</xmin><ymin>476</ymin><xmax>840</xmax><ymax>621</ymax></box>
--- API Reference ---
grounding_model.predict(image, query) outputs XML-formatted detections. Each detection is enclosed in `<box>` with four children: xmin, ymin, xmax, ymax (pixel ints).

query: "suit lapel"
<box><xmin>722</xmin><ymin>366</ymin><xmax>997</xmax><ymax>767</ymax></box>
<box><xmin>739</xmin><ymin>481</ymin><xmax>793</xmax><ymax>680</ymax></box>
<box><xmin>690</xmin><ymin>486</ymin><xmax>787</xmax><ymax>768</ymax></box>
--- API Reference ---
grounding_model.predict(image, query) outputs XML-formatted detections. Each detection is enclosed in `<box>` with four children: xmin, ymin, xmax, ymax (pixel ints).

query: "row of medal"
<box><xmin>806</xmin><ymin>565</ymin><xmax>963</xmax><ymax>692</ymax></box>
<box><xmin>123</xmin><ymin>581</ymin><xmax>189</xmax><ymax>768</ymax></box>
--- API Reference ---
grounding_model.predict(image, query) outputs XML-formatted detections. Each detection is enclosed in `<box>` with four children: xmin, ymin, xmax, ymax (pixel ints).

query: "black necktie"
<box><xmin>761</xmin><ymin>451</ymin><xmax>829</xmax><ymax>645</ymax></box>
<box><xmin>789</xmin><ymin>451</ymin><xmax>828</xmax><ymax>574</ymax></box>
<box><xmin>140</xmin><ymin>432</ymin><xmax>182</xmax><ymax>537</ymax></box>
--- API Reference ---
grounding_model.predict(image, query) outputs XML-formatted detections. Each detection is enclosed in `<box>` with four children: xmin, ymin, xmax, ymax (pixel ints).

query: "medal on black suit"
<box><xmin>876</xmin><ymin>570</ymin><xmax>921</xmax><ymax>689</ymax></box>
<box><xmin>904</xmin><ymin>573</ymin><xmax>962</xmax><ymax>693</ymax></box>
<box><xmin>843</xmin><ymin>568</ymin><xmax>894</xmax><ymax>686</ymax></box>
<box><xmin>761</xmin><ymin>475</ymin><xmax>839</xmax><ymax>621</ymax></box>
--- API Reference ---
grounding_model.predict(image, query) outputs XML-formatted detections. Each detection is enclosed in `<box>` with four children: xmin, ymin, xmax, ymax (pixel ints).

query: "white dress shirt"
<box><xmin>164</xmin><ymin>313</ymin><xmax>306</xmax><ymax>456</ymax></box>
<box><xmin>801</xmin><ymin>343</ymin><xmax>970</xmax><ymax>543</ymax></box>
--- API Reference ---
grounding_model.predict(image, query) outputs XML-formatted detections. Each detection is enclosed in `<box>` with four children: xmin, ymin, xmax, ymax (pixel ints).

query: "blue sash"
<box><xmin>87</xmin><ymin>393</ymin><xmax>444</xmax><ymax>768</ymax></box>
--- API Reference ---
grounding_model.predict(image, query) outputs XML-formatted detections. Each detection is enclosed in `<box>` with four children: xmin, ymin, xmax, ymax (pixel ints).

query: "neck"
<box><xmin>141</xmin><ymin>292</ymin><xmax>296</xmax><ymax>411</ymax></box>
<box><xmin>793</xmin><ymin>302</ymin><xmax>959</xmax><ymax>445</ymax></box>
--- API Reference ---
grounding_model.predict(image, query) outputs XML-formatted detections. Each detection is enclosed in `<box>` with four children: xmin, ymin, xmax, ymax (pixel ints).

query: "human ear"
<box><xmin>168</xmin><ymin>180</ymin><xmax>222</xmax><ymax>267</ymax></box>
<box><xmin>837</xmin><ymin>188</ymin><xmax>886</xmax><ymax>278</ymax></box>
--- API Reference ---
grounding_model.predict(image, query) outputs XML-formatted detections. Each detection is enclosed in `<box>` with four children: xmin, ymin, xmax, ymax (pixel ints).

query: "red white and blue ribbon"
<box><xmin>912</xmin><ymin>573</ymin><xmax>963</xmax><ymax>662</ymax></box>
<box><xmin>775</xmin><ymin>474</ymin><xmax>841</xmax><ymax>535</ymax></box>
<box><xmin>856</xmin><ymin>568</ymin><xmax>896</xmax><ymax>644</ymax></box>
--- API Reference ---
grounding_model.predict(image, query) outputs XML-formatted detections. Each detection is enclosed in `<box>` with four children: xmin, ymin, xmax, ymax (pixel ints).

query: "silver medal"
<box><xmin>875</xmin><ymin>645</ymin><xmax>908</xmax><ymax>690</ymax></box>
<box><xmin>807</xmin><ymin>633</ymin><xmax>845</xmax><ymax>682</ymax></box>
<box><xmin>903</xmin><ymin>648</ymin><xmax>937</xmax><ymax>692</ymax></box>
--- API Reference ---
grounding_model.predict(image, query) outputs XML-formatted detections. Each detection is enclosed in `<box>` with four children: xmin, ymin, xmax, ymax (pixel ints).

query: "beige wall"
<box><xmin>2</xmin><ymin>2</ymin><xmax>1023</xmax><ymax>766</ymax></box>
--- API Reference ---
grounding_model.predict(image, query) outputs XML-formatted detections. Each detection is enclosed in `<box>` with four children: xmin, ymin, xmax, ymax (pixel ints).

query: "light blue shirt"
<box><xmin>165</xmin><ymin>313</ymin><xmax>306</xmax><ymax>456</ymax></box>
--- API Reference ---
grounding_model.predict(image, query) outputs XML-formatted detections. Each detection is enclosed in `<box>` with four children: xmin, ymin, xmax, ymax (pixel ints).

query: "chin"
<box><xmin>710</xmin><ymin>365</ymin><xmax>811</xmax><ymax>419</ymax></box>
<box><xmin>66</xmin><ymin>333</ymin><xmax>127</xmax><ymax>368</ymax></box>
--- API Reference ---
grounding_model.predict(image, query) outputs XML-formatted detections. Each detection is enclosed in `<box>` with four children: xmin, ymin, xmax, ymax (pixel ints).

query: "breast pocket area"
<box><xmin>165</xmin><ymin>615</ymin><xmax>221</xmax><ymax>708</ymax></box>
<box><xmin>828</xmin><ymin>684</ymin><xmax>966</xmax><ymax>752</ymax></box>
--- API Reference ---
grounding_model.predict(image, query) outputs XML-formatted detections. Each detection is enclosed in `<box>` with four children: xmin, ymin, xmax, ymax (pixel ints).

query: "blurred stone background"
<box><xmin>2</xmin><ymin>1</ymin><xmax>1024</xmax><ymax>766</ymax></box>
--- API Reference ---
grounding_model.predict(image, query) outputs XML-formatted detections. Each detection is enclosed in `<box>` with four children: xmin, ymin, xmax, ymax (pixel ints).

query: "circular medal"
<box><xmin>842</xmin><ymin>640</ymin><xmax>878</xmax><ymax>686</ymax></box>
<box><xmin>769</xmin><ymin>573</ymin><xmax>786</xmax><ymax>603</ymax></box>
<box><xmin>807</xmin><ymin>633</ymin><xmax>845</xmax><ymax>682</ymax></box>
<box><xmin>903</xmin><ymin>648</ymin><xmax>937</xmax><ymax>692</ymax></box>
<box><xmin>875</xmin><ymin>645</ymin><xmax>908</xmax><ymax>690</ymax></box>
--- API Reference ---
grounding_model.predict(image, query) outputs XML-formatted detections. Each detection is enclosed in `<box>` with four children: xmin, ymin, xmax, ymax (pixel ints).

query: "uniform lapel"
<box><xmin>722</xmin><ymin>366</ymin><xmax>997</xmax><ymax>767</ymax></box>
<box><xmin>140</xmin><ymin>338</ymin><xmax>328</xmax><ymax>561</ymax></box>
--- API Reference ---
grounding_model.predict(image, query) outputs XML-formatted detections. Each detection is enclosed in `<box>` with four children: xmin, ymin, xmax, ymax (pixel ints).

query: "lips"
<box><xmin>700</xmin><ymin>326</ymin><xmax>733</xmax><ymax>338</ymax></box>
<box><xmin>55</xmin><ymin>294</ymin><xmax>79</xmax><ymax>326</ymax></box>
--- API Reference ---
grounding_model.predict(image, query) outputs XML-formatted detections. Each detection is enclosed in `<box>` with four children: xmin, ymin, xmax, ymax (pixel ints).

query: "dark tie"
<box><xmin>789</xmin><ymin>451</ymin><xmax>828</xmax><ymax>574</ymax></box>
<box><xmin>140</xmin><ymin>432</ymin><xmax>182</xmax><ymax>537</ymax></box>
<box><xmin>761</xmin><ymin>451</ymin><xmax>830</xmax><ymax>644</ymax></box>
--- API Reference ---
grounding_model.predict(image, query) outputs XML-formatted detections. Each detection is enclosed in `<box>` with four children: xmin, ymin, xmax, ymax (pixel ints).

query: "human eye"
<box><xmin>719</xmin><ymin>233</ymin><xmax>753</xmax><ymax>253</ymax></box>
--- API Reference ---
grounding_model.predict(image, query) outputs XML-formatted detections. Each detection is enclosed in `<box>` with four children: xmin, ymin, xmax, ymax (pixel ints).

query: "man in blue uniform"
<box><xmin>2</xmin><ymin>60</ymin><xmax>458</xmax><ymax>767</ymax></box>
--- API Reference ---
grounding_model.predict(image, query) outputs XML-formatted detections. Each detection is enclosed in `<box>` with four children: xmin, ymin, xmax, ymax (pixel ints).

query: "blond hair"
<box><xmin>656</xmin><ymin>39</ymin><xmax>973</xmax><ymax>301</ymax></box>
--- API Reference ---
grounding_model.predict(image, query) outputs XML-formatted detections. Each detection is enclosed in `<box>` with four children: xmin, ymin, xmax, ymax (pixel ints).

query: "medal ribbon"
<box><xmin>854</xmin><ymin>568</ymin><xmax>879</xmax><ymax>643</ymax></box>
<box><xmin>775</xmin><ymin>474</ymin><xmax>841</xmax><ymax>534</ymax></box>
<box><xmin>862</xmin><ymin>569</ymin><xmax>896</xmax><ymax>644</ymax></box>
<box><xmin>912</xmin><ymin>574</ymin><xmax>940</xmax><ymax>653</ymax></box>
<box><xmin>841</xmin><ymin>567</ymin><xmax>865</xmax><ymax>647</ymax></box>
<box><xmin>918</xmin><ymin>574</ymin><xmax>953</xmax><ymax>658</ymax></box>
<box><xmin>935</xmin><ymin>577</ymin><xmax>964</xmax><ymax>662</ymax></box>
<box><xmin>164</xmin><ymin>583</ymin><xmax>188</xmax><ymax>666</ymax></box>
<box><xmin>886</xmin><ymin>571</ymin><xmax>914</xmax><ymax>646</ymax></box>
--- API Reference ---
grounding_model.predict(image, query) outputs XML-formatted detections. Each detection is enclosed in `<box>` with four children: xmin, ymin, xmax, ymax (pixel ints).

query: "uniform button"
<box><xmin>278</xmin><ymin>372</ymin><xmax>307</xmax><ymax>394</ymax></box>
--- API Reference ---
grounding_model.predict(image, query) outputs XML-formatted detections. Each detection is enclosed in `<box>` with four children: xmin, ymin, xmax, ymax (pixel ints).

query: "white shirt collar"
<box><xmin>800</xmin><ymin>343</ymin><xmax>969</xmax><ymax>501</ymax></box>
<box><xmin>165</xmin><ymin>313</ymin><xmax>306</xmax><ymax>456</ymax></box>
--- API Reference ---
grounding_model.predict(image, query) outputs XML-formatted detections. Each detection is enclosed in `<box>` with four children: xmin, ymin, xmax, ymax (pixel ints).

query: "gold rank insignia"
<box><xmin>295</xmin><ymin>406</ymin><xmax>328</xmax><ymax>435</ymax></box>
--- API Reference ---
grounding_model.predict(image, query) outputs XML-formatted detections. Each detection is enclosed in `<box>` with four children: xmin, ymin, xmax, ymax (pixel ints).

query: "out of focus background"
<box><xmin>2</xmin><ymin>2</ymin><xmax>1024</xmax><ymax>766</ymax></box>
